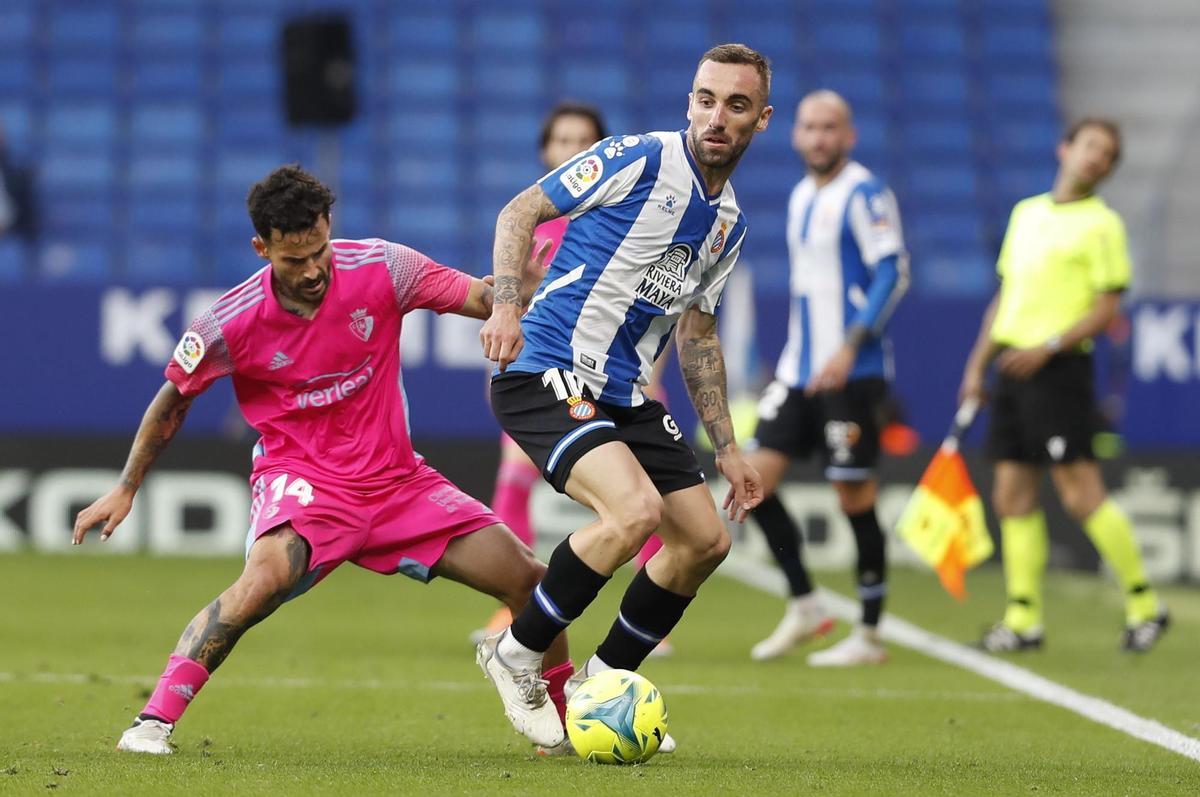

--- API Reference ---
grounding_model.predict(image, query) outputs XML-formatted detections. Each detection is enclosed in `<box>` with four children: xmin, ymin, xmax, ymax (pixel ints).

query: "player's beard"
<box><xmin>805</xmin><ymin>149</ymin><xmax>845</xmax><ymax>177</ymax></box>
<box><xmin>690</xmin><ymin>127</ymin><xmax>750</xmax><ymax>170</ymax></box>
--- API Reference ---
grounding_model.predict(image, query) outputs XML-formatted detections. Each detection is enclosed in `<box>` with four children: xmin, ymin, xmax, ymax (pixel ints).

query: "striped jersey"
<box><xmin>164</xmin><ymin>238</ymin><xmax>470</xmax><ymax>489</ymax></box>
<box><xmin>506</xmin><ymin>131</ymin><xmax>748</xmax><ymax>406</ymax></box>
<box><xmin>775</xmin><ymin>160</ymin><xmax>909</xmax><ymax>388</ymax></box>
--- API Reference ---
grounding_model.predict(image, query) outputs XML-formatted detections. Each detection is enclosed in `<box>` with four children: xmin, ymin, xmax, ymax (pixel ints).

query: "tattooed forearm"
<box><xmin>119</xmin><ymin>382</ymin><xmax>194</xmax><ymax>492</ymax></box>
<box><xmin>679</xmin><ymin>328</ymin><xmax>736</xmax><ymax>453</ymax></box>
<box><xmin>493</xmin><ymin>185</ymin><xmax>560</xmax><ymax>309</ymax></box>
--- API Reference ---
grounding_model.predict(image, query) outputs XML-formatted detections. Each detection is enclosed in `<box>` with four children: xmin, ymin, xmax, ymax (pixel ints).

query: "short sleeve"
<box><xmin>1088</xmin><ymin>212</ymin><xmax>1132</xmax><ymax>292</ymax></box>
<box><xmin>691</xmin><ymin>221</ymin><xmax>747</xmax><ymax>315</ymax></box>
<box><xmin>164</xmin><ymin>309</ymin><xmax>235</xmax><ymax>397</ymax></box>
<box><xmin>846</xmin><ymin>181</ymin><xmax>904</xmax><ymax>266</ymax></box>
<box><xmin>537</xmin><ymin>135</ymin><xmax>654</xmax><ymax>219</ymax></box>
<box><xmin>995</xmin><ymin>205</ymin><xmax>1022</xmax><ymax>280</ymax></box>
<box><xmin>384</xmin><ymin>241</ymin><xmax>471</xmax><ymax>315</ymax></box>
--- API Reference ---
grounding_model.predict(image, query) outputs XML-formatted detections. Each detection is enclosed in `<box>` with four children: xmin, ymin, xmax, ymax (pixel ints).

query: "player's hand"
<box><xmin>72</xmin><ymin>485</ymin><xmax>135</xmax><ymax>545</ymax></box>
<box><xmin>997</xmin><ymin>346</ymin><xmax>1051</xmax><ymax>380</ymax></box>
<box><xmin>806</xmin><ymin>344</ymin><xmax>855</xmax><ymax>395</ymax></box>
<box><xmin>958</xmin><ymin>366</ymin><xmax>987</xmax><ymax>406</ymax></box>
<box><xmin>715</xmin><ymin>448</ymin><xmax>763</xmax><ymax>523</ymax></box>
<box><xmin>480</xmin><ymin>304</ymin><xmax>524</xmax><ymax>372</ymax></box>
<box><xmin>519</xmin><ymin>239</ymin><xmax>553</xmax><ymax>306</ymax></box>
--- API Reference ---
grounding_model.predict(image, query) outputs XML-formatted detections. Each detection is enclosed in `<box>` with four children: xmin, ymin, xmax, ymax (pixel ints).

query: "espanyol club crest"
<box><xmin>566</xmin><ymin>395</ymin><xmax>597</xmax><ymax>421</ymax></box>
<box><xmin>349</xmin><ymin>307</ymin><xmax>374</xmax><ymax>342</ymax></box>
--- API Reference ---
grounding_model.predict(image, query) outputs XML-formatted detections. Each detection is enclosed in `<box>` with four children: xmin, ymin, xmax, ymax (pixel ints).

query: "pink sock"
<box><xmin>492</xmin><ymin>459</ymin><xmax>540</xmax><ymax>548</ymax></box>
<box><xmin>142</xmin><ymin>654</ymin><xmax>210</xmax><ymax>724</ymax></box>
<box><xmin>543</xmin><ymin>660</ymin><xmax>575</xmax><ymax>726</ymax></box>
<box><xmin>636</xmin><ymin>534</ymin><xmax>663</xmax><ymax>569</ymax></box>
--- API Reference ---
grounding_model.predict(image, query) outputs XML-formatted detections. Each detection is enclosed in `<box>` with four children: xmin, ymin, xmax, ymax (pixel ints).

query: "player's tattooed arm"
<box><xmin>175</xmin><ymin>532</ymin><xmax>308</xmax><ymax>671</ymax></box>
<box><xmin>119</xmin><ymin>381</ymin><xmax>194</xmax><ymax>492</ymax></box>
<box><xmin>677</xmin><ymin>306</ymin><xmax>735</xmax><ymax>453</ymax></box>
<box><xmin>492</xmin><ymin>184</ymin><xmax>561</xmax><ymax>309</ymax></box>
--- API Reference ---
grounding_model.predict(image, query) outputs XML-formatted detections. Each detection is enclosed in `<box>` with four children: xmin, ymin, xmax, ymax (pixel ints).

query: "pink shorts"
<box><xmin>246</xmin><ymin>462</ymin><xmax>500</xmax><ymax>599</ymax></box>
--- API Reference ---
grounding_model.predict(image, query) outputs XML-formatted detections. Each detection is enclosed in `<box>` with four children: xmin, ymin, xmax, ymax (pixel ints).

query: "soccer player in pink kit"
<box><xmin>72</xmin><ymin>165</ymin><xmax>571</xmax><ymax>755</ymax></box>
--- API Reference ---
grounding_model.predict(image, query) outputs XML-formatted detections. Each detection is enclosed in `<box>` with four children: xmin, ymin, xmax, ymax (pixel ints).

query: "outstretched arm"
<box><xmin>72</xmin><ymin>380</ymin><xmax>194</xmax><ymax>544</ymax></box>
<box><xmin>676</xmin><ymin>305</ymin><xmax>762</xmax><ymax>522</ymax></box>
<box><xmin>479</xmin><ymin>184</ymin><xmax>562</xmax><ymax>369</ymax></box>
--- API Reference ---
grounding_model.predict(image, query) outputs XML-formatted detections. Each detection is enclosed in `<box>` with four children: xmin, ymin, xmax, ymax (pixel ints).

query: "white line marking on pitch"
<box><xmin>720</xmin><ymin>558</ymin><xmax>1200</xmax><ymax>764</ymax></box>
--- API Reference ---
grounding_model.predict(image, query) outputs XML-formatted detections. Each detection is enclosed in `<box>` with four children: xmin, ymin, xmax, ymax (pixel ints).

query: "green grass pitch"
<box><xmin>1</xmin><ymin>552</ymin><xmax>1197</xmax><ymax>795</ymax></box>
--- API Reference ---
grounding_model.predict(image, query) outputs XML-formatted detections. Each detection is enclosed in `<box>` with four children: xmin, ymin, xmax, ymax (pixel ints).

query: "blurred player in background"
<box><xmin>475</xmin><ymin>44</ymin><xmax>771</xmax><ymax>751</ymax></box>
<box><xmin>72</xmin><ymin>165</ymin><xmax>568</xmax><ymax>754</ymax></box>
<box><xmin>960</xmin><ymin>119</ymin><xmax>1169</xmax><ymax>653</ymax></box>
<box><xmin>746</xmin><ymin>91</ymin><xmax>909</xmax><ymax>666</ymax></box>
<box><xmin>473</xmin><ymin>102</ymin><xmax>676</xmax><ymax>659</ymax></box>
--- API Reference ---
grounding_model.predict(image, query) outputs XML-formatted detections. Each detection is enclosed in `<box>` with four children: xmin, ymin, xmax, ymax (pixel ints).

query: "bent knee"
<box><xmin>610</xmin><ymin>490</ymin><xmax>663</xmax><ymax>542</ymax></box>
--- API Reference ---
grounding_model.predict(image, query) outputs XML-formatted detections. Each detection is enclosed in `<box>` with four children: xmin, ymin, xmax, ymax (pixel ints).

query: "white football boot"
<box><xmin>565</xmin><ymin>658</ymin><xmax>676</xmax><ymax>754</ymax></box>
<box><xmin>750</xmin><ymin>597</ymin><xmax>836</xmax><ymax>661</ymax></box>
<box><xmin>807</xmin><ymin>626</ymin><xmax>888</xmax><ymax>667</ymax></box>
<box><xmin>476</xmin><ymin>631</ymin><xmax>564</xmax><ymax>748</ymax></box>
<box><xmin>116</xmin><ymin>717</ymin><xmax>175</xmax><ymax>754</ymax></box>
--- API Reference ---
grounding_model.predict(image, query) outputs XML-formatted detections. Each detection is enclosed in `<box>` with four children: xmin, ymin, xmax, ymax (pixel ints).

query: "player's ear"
<box><xmin>251</xmin><ymin>236</ymin><xmax>269</xmax><ymax>260</ymax></box>
<box><xmin>756</xmin><ymin>104</ymin><xmax>773</xmax><ymax>132</ymax></box>
<box><xmin>686</xmin><ymin>92</ymin><xmax>693</xmax><ymax>122</ymax></box>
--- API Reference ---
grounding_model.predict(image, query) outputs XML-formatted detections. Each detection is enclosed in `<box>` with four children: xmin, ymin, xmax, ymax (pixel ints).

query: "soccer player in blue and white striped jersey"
<box><xmin>747</xmin><ymin>91</ymin><xmax>910</xmax><ymax>667</ymax></box>
<box><xmin>476</xmin><ymin>44</ymin><xmax>772</xmax><ymax>751</ymax></box>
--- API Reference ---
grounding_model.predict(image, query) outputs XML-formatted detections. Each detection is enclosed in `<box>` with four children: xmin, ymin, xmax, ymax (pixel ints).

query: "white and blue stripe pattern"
<box><xmin>533</xmin><ymin>583</ymin><xmax>571</xmax><ymax>626</ymax></box>
<box><xmin>509</xmin><ymin>131</ymin><xmax>747</xmax><ymax>407</ymax></box>
<box><xmin>776</xmin><ymin>160</ymin><xmax>909</xmax><ymax>389</ymax></box>
<box><xmin>617</xmin><ymin>612</ymin><xmax>663</xmax><ymax>645</ymax></box>
<box><xmin>545</xmin><ymin>419</ymin><xmax>616</xmax><ymax>476</ymax></box>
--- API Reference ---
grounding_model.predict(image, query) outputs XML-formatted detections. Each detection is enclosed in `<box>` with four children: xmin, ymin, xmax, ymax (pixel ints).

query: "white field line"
<box><xmin>0</xmin><ymin>670</ymin><xmax>1019</xmax><ymax>703</ymax></box>
<box><xmin>719</xmin><ymin>558</ymin><xmax>1200</xmax><ymax>764</ymax></box>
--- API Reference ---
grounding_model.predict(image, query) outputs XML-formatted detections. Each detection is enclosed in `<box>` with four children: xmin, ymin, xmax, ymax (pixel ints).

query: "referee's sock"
<box><xmin>847</xmin><ymin>507</ymin><xmax>887</xmax><ymax>627</ymax></box>
<box><xmin>1083</xmin><ymin>499</ymin><xmax>1160</xmax><ymax>624</ymax></box>
<box><xmin>1000</xmin><ymin>511</ymin><xmax>1048</xmax><ymax>633</ymax></box>
<box><xmin>752</xmin><ymin>494</ymin><xmax>815</xmax><ymax>597</ymax></box>
<box><xmin>594</xmin><ymin>568</ymin><xmax>693</xmax><ymax>671</ymax></box>
<box><xmin>501</xmin><ymin>536</ymin><xmax>610</xmax><ymax>665</ymax></box>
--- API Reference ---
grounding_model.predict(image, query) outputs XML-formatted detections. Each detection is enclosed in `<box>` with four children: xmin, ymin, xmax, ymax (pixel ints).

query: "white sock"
<box><xmin>496</xmin><ymin>628</ymin><xmax>543</xmax><ymax>670</ymax></box>
<box><xmin>584</xmin><ymin>654</ymin><xmax>614</xmax><ymax>676</ymax></box>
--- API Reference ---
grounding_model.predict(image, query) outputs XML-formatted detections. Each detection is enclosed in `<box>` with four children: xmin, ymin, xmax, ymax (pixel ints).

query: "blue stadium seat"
<box><xmin>131</xmin><ymin>59</ymin><xmax>204</xmax><ymax>95</ymax></box>
<box><xmin>40</xmin><ymin>195</ymin><xmax>117</xmax><ymax>235</ymax></box>
<box><xmin>38</xmin><ymin>241</ymin><xmax>114</xmax><ymax>283</ymax></box>
<box><xmin>129</xmin><ymin>156</ymin><xmax>202</xmax><ymax>191</ymax></box>
<box><xmin>386</xmin><ymin>109</ymin><xmax>459</xmax><ymax>147</ymax></box>
<box><xmin>471</xmin><ymin>110</ymin><xmax>541</xmax><ymax>148</ymax></box>
<box><xmin>216</xmin><ymin>244</ymin><xmax>265</xmax><ymax>287</ymax></box>
<box><xmin>985</xmin><ymin>72</ymin><xmax>1057</xmax><ymax>112</ymax></box>
<box><xmin>389</xmin><ymin>13</ymin><xmax>458</xmax><ymax>50</ymax></box>
<box><xmin>899</xmin><ymin>22</ymin><xmax>966</xmax><ymax>60</ymax></box>
<box><xmin>388</xmin><ymin>62</ymin><xmax>458</xmax><ymax>99</ymax></box>
<box><xmin>981</xmin><ymin>25</ymin><xmax>1055</xmax><ymax>65</ymax></box>
<box><xmin>821</xmin><ymin>70</ymin><xmax>886</xmax><ymax>106</ymax></box>
<box><xmin>218</xmin><ymin>14</ymin><xmax>278</xmax><ymax>50</ymax></box>
<box><xmin>470</xmin><ymin>12</ymin><xmax>542</xmax><ymax>52</ymax></box>
<box><xmin>559</xmin><ymin>62</ymin><xmax>631</xmax><ymax>103</ymax></box>
<box><xmin>390</xmin><ymin>156</ymin><xmax>460</xmax><ymax>192</ymax></box>
<box><xmin>0</xmin><ymin>5</ymin><xmax>33</xmax><ymax>48</ymax></box>
<box><xmin>130</xmin><ymin>105</ymin><xmax>204</xmax><ymax>149</ymax></box>
<box><xmin>726</xmin><ymin>17</ymin><xmax>797</xmax><ymax>56</ymax></box>
<box><xmin>904</xmin><ymin>162</ymin><xmax>978</xmax><ymax>203</ymax></box>
<box><xmin>40</xmin><ymin>150</ymin><xmax>115</xmax><ymax>191</ymax></box>
<box><xmin>218</xmin><ymin>56</ymin><xmax>279</xmax><ymax>97</ymax></box>
<box><xmin>48</xmin><ymin>8</ymin><xmax>119</xmax><ymax>50</ymax></box>
<box><xmin>0</xmin><ymin>104</ymin><xmax>33</xmax><ymax>159</ymax></box>
<box><xmin>812</xmin><ymin>21</ymin><xmax>883</xmax><ymax>59</ymax></box>
<box><xmin>389</xmin><ymin>201</ymin><xmax>460</xmax><ymax>239</ymax></box>
<box><xmin>126</xmin><ymin>241</ymin><xmax>201</xmax><ymax>285</ymax></box>
<box><xmin>216</xmin><ymin>152</ymin><xmax>282</xmax><ymax>193</ymax></box>
<box><xmin>132</xmin><ymin>12</ymin><xmax>203</xmax><ymax>51</ymax></box>
<box><xmin>0</xmin><ymin>238</ymin><xmax>29</xmax><ymax>282</ymax></box>
<box><xmin>472</xmin><ymin>62</ymin><xmax>545</xmax><ymax>99</ymax></box>
<box><xmin>128</xmin><ymin>194</ymin><xmax>200</xmax><ymax>235</ymax></box>
<box><xmin>900</xmin><ymin>69</ymin><xmax>969</xmax><ymax>107</ymax></box>
<box><xmin>215</xmin><ymin>106</ymin><xmax>287</xmax><ymax>145</ymax></box>
<box><xmin>0</xmin><ymin>56</ymin><xmax>32</xmax><ymax>95</ymax></box>
<box><xmin>643</xmin><ymin>19</ymin><xmax>710</xmax><ymax>53</ymax></box>
<box><xmin>46</xmin><ymin>59</ymin><xmax>119</xmax><ymax>96</ymax></box>
<box><xmin>901</xmin><ymin>118</ymin><xmax>973</xmax><ymax>155</ymax></box>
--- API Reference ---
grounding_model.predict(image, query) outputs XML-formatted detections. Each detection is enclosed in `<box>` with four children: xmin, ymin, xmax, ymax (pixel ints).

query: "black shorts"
<box><xmin>751</xmin><ymin>377</ymin><xmax>888</xmax><ymax>481</ymax></box>
<box><xmin>988</xmin><ymin>353</ymin><xmax>1097</xmax><ymax>464</ymax></box>
<box><xmin>490</xmin><ymin>369</ymin><xmax>705</xmax><ymax>495</ymax></box>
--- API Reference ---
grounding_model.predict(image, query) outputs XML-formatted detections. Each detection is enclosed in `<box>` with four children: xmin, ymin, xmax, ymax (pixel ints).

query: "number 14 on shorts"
<box><xmin>268</xmin><ymin>474</ymin><xmax>316</xmax><ymax>507</ymax></box>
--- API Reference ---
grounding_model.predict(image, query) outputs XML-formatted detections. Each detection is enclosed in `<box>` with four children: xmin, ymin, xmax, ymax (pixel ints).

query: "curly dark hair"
<box><xmin>246</xmin><ymin>164</ymin><xmax>336</xmax><ymax>242</ymax></box>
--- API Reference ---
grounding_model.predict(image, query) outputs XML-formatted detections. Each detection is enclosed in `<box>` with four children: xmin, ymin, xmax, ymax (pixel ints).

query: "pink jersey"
<box><xmin>533</xmin><ymin>217</ymin><xmax>569</xmax><ymax>264</ymax></box>
<box><xmin>166</xmin><ymin>238</ymin><xmax>471</xmax><ymax>490</ymax></box>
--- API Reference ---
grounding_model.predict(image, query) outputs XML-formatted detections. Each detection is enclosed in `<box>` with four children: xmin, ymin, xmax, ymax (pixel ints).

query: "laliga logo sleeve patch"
<box><xmin>173</xmin><ymin>331</ymin><xmax>206</xmax><ymax>374</ymax></box>
<box><xmin>560</xmin><ymin>155</ymin><xmax>604</xmax><ymax>198</ymax></box>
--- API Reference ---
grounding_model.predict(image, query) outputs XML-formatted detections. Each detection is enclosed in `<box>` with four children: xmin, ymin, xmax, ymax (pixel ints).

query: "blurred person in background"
<box><xmin>745</xmin><ymin>91</ymin><xmax>909</xmax><ymax>667</ymax></box>
<box><xmin>71</xmin><ymin>165</ymin><xmax>568</xmax><ymax>755</ymax></box>
<box><xmin>960</xmin><ymin>119</ymin><xmax>1168</xmax><ymax>654</ymax></box>
<box><xmin>472</xmin><ymin>101</ymin><xmax>676</xmax><ymax>659</ymax></box>
<box><xmin>0</xmin><ymin>122</ymin><xmax>35</xmax><ymax>241</ymax></box>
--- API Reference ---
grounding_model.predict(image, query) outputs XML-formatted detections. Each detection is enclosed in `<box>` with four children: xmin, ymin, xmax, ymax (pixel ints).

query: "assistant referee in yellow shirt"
<box><xmin>959</xmin><ymin>118</ymin><xmax>1167</xmax><ymax>653</ymax></box>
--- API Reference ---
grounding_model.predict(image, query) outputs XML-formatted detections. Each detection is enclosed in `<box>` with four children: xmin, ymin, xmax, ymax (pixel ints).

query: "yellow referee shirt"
<box><xmin>990</xmin><ymin>193</ymin><xmax>1131</xmax><ymax>349</ymax></box>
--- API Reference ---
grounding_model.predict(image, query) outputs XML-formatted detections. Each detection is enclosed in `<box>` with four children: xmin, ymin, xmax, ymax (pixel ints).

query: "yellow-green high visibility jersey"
<box><xmin>990</xmin><ymin>193</ymin><xmax>1131</xmax><ymax>349</ymax></box>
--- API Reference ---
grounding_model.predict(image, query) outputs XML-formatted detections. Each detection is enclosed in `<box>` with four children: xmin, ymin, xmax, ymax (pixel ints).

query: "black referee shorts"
<box><xmin>988</xmin><ymin>352</ymin><xmax>1098</xmax><ymax>464</ymax></box>
<box><xmin>490</xmin><ymin>369</ymin><xmax>705</xmax><ymax>495</ymax></box>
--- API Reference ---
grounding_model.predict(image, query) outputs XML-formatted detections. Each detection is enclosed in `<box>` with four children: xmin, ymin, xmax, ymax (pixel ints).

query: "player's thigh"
<box><xmin>753</xmin><ymin>381</ymin><xmax>819</xmax><ymax>465</ymax></box>
<box><xmin>430</xmin><ymin>522</ymin><xmax>543</xmax><ymax>602</ymax></box>
<box><xmin>564</xmin><ymin>440</ymin><xmax>662</xmax><ymax>523</ymax></box>
<box><xmin>819</xmin><ymin>378</ymin><xmax>885</xmax><ymax>482</ymax></box>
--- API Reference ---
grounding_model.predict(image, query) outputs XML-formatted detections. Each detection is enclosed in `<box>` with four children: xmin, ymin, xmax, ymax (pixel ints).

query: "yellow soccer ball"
<box><xmin>565</xmin><ymin>669</ymin><xmax>668</xmax><ymax>765</ymax></box>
